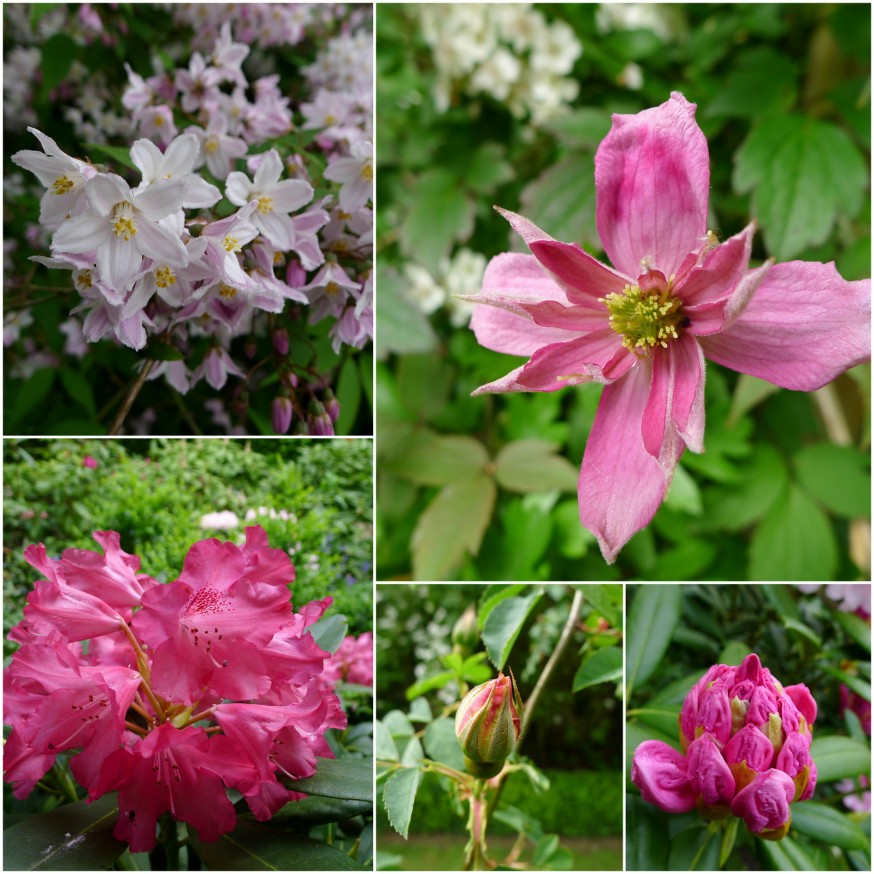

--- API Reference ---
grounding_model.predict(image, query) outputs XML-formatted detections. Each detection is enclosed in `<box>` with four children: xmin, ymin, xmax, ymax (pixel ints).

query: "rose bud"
<box><xmin>455</xmin><ymin>671</ymin><xmax>522</xmax><ymax>779</ymax></box>
<box><xmin>451</xmin><ymin>604</ymin><xmax>479</xmax><ymax>656</ymax></box>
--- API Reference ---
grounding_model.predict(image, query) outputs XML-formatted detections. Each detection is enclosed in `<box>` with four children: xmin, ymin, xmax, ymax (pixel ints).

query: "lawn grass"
<box><xmin>376</xmin><ymin>833</ymin><xmax>622</xmax><ymax>870</ymax></box>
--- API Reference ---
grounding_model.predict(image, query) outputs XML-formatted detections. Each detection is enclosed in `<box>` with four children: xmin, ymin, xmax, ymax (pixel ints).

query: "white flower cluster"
<box><xmin>417</xmin><ymin>4</ymin><xmax>582</xmax><ymax>125</ymax></box>
<box><xmin>403</xmin><ymin>249</ymin><xmax>488</xmax><ymax>327</ymax></box>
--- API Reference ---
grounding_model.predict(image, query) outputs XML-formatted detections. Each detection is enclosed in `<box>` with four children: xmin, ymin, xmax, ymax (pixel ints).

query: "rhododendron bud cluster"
<box><xmin>3</xmin><ymin>526</ymin><xmax>347</xmax><ymax>853</ymax></box>
<box><xmin>455</xmin><ymin>671</ymin><xmax>523</xmax><ymax>779</ymax></box>
<box><xmin>632</xmin><ymin>654</ymin><xmax>817</xmax><ymax>841</ymax></box>
<box><xmin>8</xmin><ymin>6</ymin><xmax>372</xmax><ymax>434</ymax></box>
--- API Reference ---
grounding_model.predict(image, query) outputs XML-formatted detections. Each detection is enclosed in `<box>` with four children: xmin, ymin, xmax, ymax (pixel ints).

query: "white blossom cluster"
<box><xmin>403</xmin><ymin>249</ymin><xmax>488</xmax><ymax>328</ymax></box>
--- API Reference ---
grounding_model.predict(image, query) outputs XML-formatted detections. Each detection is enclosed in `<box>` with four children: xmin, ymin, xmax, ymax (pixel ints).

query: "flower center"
<box><xmin>223</xmin><ymin>235</ymin><xmax>241</xmax><ymax>253</ymax></box>
<box><xmin>601</xmin><ymin>284</ymin><xmax>686</xmax><ymax>351</ymax></box>
<box><xmin>155</xmin><ymin>265</ymin><xmax>176</xmax><ymax>288</ymax></box>
<box><xmin>325</xmin><ymin>281</ymin><xmax>341</xmax><ymax>295</ymax></box>
<box><xmin>219</xmin><ymin>284</ymin><xmax>237</xmax><ymax>299</ymax></box>
<box><xmin>360</xmin><ymin>161</ymin><xmax>373</xmax><ymax>182</ymax></box>
<box><xmin>112</xmin><ymin>202</ymin><xmax>138</xmax><ymax>241</ymax></box>
<box><xmin>205</xmin><ymin>135</ymin><xmax>219</xmax><ymax>154</ymax></box>
<box><xmin>257</xmin><ymin>195</ymin><xmax>273</xmax><ymax>215</ymax></box>
<box><xmin>51</xmin><ymin>175</ymin><xmax>75</xmax><ymax>195</ymax></box>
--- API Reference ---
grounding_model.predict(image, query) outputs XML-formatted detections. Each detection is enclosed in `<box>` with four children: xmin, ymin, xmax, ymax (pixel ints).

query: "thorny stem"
<box><xmin>463</xmin><ymin>783</ymin><xmax>490</xmax><ymax>871</ymax></box>
<box><xmin>107</xmin><ymin>359</ymin><xmax>155</xmax><ymax>436</ymax></box>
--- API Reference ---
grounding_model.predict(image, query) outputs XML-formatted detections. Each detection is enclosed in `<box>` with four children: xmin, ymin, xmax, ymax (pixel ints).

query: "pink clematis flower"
<box><xmin>469</xmin><ymin>92</ymin><xmax>871</xmax><ymax>563</ymax></box>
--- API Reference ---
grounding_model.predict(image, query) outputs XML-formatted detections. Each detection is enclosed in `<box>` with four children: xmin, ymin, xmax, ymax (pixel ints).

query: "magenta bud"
<box><xmin>784</xmin><ymin>684</ymin><xmax>817</xmax><ymax>728</ymax></box>
<box><xmin>631</xmin><ymin>740</ymin><xmax>696</xmax><ymax>813</ymax></box>
<box><xmin>271</xmin><ymin>397</ymin><xmax>294</xmax><ymax>435</ymax></box>
<box><xmin>82</xmin><ymin>455</ymin><xmax>98</xmax><ymax>469</ymax></box>
<box><xmin>308</xmin><ymin>402</ymin><xmax>334</xmax><ymax>436</ymax></box>
<box><xmin>687</xmin><ymin>734</ymin><xmax>736</xmax><ymax>809</ymax></box>
<box><xmin>455</xmin><ymin>672</ymin><xmax>522</xmax><ymax>774</ymax></box>
<box><xmin>286</xmin><ymin>260</ymin><xmax>307</xmax><ymax>288</ymax></box>
<box><xmin>323</xmin><ymin>388</ymin><xmax>340</xmax><ymax>423</ymax></box>
<box><xmin>730</xmin><ymin>769</ymin><xmax>795</xmax><ymax>840</ymax></box>
<box><xmin>697</xmin><ymin>685</ymin><xmax>732</xmax><ymax>746</ymax></box>
<box><xmin>273</xmin><ymin>328</ymin><xmax>289</xmax><ymax>356</ymax></box>
<box><xmin>243</xmin><ymin>339</ymin><xmax>258</xmax><ymax>360</ymax></box>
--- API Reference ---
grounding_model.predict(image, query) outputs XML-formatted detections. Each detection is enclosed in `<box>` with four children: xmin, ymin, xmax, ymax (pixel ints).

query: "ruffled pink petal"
<box><xmin>631</xmin><ymin>739</ymin><xmax>696</xmax><ymax>813</ymax></box>
<box><xmin>595</xmin><ymin>92</ymin><xmax>709</xmax><ymax>278</ymax></box>
<box><xmin>730</xmin><ymin>769</ymin><xmax>796</xmax><ymax>835</ymax></box>
<box><xmin>678</xmin><ymin>222</ymin><xmax>755</xmax><ymax>308</ymax></box>
<box><xmin>516</xmin><ymin>331</ymin><xmax>633</xmax><ymax>390</ymax></box>
<box><xmin>687</xmin><ymin>261</ymin><xmax>773</xmax><ymax>336</ymax></box>
<box><xmin>687</xmin><ymin>733</ymin><xmax>736</xmax><ymax>806</ymax></box>
<box><xmin>470</xmin><ymin>253</ymin><xmax>578</xmax><ymax>357</ymax></box>
<box><xmin>642</xmin><ymin>336</ymin><xmax>705</xmax><ymax>461</ymax></box>
<box><xmin>784</xmin><ymin>684</ymin><xmax>817</xmax><ymax>727</ymax></box>
<box><xmin>700</xmin><ymin>261</ymin><xmax>871</xmax><ymax>390</ymax></box>
<box><xmin>724</xmin><ymin>723</ymin><xmax>775</xmax><ymax>772</ymax></box>
<box><xmin>579</xmin><ymin>361</ymin><xmax>679</xmax><ymax>563</ymax></box>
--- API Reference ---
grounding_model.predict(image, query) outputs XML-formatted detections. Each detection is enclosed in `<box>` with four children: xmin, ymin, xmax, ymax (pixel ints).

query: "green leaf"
<box><xmin>395</xmin><ymin>353</ymin><xmax>454</xmax><ymax>422</ymax></box>
<box><xmin>375</xmin><ymin>720</ymin><xmax>400</xmax><ymax>763</ymax></box>
<box><xmin>477</xmin><ymin>585</ymin><xmax>529</xmax><ymax>629</ymax></box>
<box><xmin>482</xmin><ymin>590</ymin><xmax>543</xmax><ymax>670</ymax></box>
<box><xmin>385</xmin><ymin>431</ymin><xmax>489</xmax><ymax>486</ymax></box>
<box><xmin>310</xmin><ymin>614</ymin><xmax>348</xmax><ymax>653</ymax></box>
<box><xmin>668</xmin><ymin>825</ymin><xmax>721</xmax><ymax>870</ymax></box>
<box><xmin>335</xmin><ymin>358</ymin><xmax>361</xmax><ymax>436</ymax></box>
<box><xmin>793</xmin><ymin>443</ymin><xmax>871</xmax><ymax>518</ymax></box>
<box><xmin>494</xmin><ymin>440</ymin><xmax>578</xmax><ymax>493</ymax></box>
<box><xmin>580</xmin><ymin>583</ymin><xmax>620</xmax><ymax>627</ymax></box>
<box><xmin>84</xmin><ymin>143</ymin><xmax>138</xmax><ymax>173</ymax></box>
<box><xmin>626</xmin><ymin>585</ymin><xmax>682</xmax><ymax>698</ymax></box>
<box><xmin>749</xmin><ymin>484</ymin><xmax>838</xmax><ymax>580</ymax></box>
<box><xmin>40</xmin><ymin>33</ymin><xmax>78</xmax><ymax>96</ymax></box>
<box><xmin>408</xmin><ymin>697</ymin><xmax>432</xmax><ymax>723</ymax></box>
<box><xmin>189</xmin><ymin>820</ymin><xmax>365</xmax><ymax>870</ymax></box>
<box><xmin>283</xmin><ymin>757</ymin><xmax>372</xmax><ymax>802</ymax></box>
<box><xmin>834</xmin><ymin>611</ymin><xmax>872</xmax><ymax>652</ymax></box>
<box><xmin>626</xmin><ymin>794</ymin><xmax>670</xmax><ymax>871</ymax></box>
<box><xmin>520</xmin><ymin>153</ymin><xmax>599</xmax><ymax>249</ymax></box>
<box><xmin>705</xmin><ymin>47</ymin><xmax>797</xmax><ymax>119</ymax></box>
<box><xmin>573</xmin><ymin>646</ymin><xmax>623</xmax><ymax>692</ymax></box>
<box><xmin>411</xmin><ymin>476</ymin><xmax>496</xmax><ymax>580</ymax></box>
<box><xmin>533</xmin><ymin>834</ymin><xmax>561</xmax><ymax>868</ymax></box>
<box><xmin>423</xmin><ymin>718</ymin><xmax>465</xmax><ymax>771</ymax></box>
<box><xmin>405</xmin><ymin>671</ymin><xmax>455</xmax><ymax>700</ymax></box>
<box><xmin>2</xmin><ymin>794</ymin><xmax>125</xmax><ymax>871</ymax></box>
<box><xmin>8</xmin><ymin>369</ymin><xmax>56</xmax><ymax>429</ymax></box>
<box><xmin>628</xmin><ymin>707</ymin><xmax>681</xmax><ymax>740</ymax></box>
<box><xmin>58</xmin><ymin>369</ymin><xmax>96</xmax><ymax>417</ymax></box>
<box><xmin>145</xmin><ymin>341</ymin><xmax>184</xmax><ymax>362</ymax></box>
<box><xmin>383</xmin><ymin>768</ymin><xmax>420</xmax><ymax>839</ymax></box>
<box><xmin>789</xmin><ymin>801</ymin><xmax>869</xmax><ymax>851</ymax></box>
<box><xmin>663</xmin><ymin>463</ymin><xmax>703</xmax><ymax>516</ymax></box>
<box><xmin>734</xmin><ymin>115</ymin><xmax>868</xmax><ymax>259</ymax></box>
<box><xmin>759</xmin><ymin>833</ymin><xmax>819</xmax><ymax>870</ymax></box>
<box><xmin>719</xmin><ymin>640</ymin><xmax>755</xmax><ymax>667</ymax></box>
<box><xmin>462</xmin><ymin>142</ymin><xmax>514</xmax><ymax>195</ymax></box>
<box><xmin>375</xmin><ymin>268</ymin><xmax>437</xmax><ymax>358</ymax></box>
<box><xmin>728</xmin><ymin>374</ymin><xmax>781</xmax><ymax>425</ymax></box>
<box><xmin>269</xmin><ymin>795</ymin><xmax>373</xmax><ymax>826</ymax></box>
<box><xmin>400</xmin><ymin>169</ymin><xmax>474</xmax><ymax>274</ymax></box>
<box><xmin>541</xmin><ymin>108</ymin><xmax>612</xmax><ymax>150</ymax></box>
<box><xmin>810</xmin><ymin>735</ymin><xmax>871</xmax><ymax>782</ymax></box>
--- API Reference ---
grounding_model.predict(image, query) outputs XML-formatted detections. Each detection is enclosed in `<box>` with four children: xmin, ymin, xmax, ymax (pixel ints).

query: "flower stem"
<box><xmin>107</xmin><ymin>359</ymin><xmax>155</xmax><ymax>436</ymax></box>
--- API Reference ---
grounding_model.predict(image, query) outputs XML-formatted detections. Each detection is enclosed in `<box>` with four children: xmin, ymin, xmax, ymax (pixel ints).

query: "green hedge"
<box><xmin>3</xmin><ymin>438</ymin><xmax>372</xmax><ymax>653</ymax></box>
<box><xmin>378</xmin><ymin>769</ymin><xmax>622</xmax><ymax>838</ymax></box>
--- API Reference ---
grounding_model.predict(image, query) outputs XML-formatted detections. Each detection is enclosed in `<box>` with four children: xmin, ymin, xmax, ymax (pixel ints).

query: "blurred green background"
<box><xmin>375</xmin><ymin>3</ymin><xmax>871</xmax><ymax>581</ymax></box>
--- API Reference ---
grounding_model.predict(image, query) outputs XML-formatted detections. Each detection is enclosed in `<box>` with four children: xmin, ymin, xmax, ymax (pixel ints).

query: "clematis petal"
<box><xmin>517</xmin><ymin>331</ymin><xmax>633</xmax><ymax>390</ymax></box>
<box><xmin>470</xmin><ymin>253</ymin><xmax>578</xmax><ymax>356</ymax></box>
<box><xmin>595</xmin><ymin>92</ymin><xmax>709</xmax><ymax>278</ymax></box>
<box><xmin>677</xmin><ymin>222</ymin><xmax>756</xmax><ymax>308</ymax></box>
<box><xmin>699</xmin><ymin>261</ymin><xmax>871</xmax><ymax>391</ymax></box>
<box><xmin>631</xmin><ymin>740</ymin><xmax>696</xmax><ymax>813</ymax></box>
<box><xmin>687</xmin><ymin>261</ymin><xmax>772</xmax><ymax>336</ymax></box>
<box><xmin>528</xmin><ymin>239</ymin><xmax>631</xmax><ymax>307</ymax></box>
<box><xmin>579</xmin><ymin>360</ymin><xmax>680</xmax><ymax>563</ymax></box>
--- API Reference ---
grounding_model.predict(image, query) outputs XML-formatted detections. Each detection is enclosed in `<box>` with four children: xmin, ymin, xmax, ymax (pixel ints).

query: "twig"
<box><xmin>107</xmin><ymin>360</ymin><xmax>155</xmax><ymax>435</ymax></box>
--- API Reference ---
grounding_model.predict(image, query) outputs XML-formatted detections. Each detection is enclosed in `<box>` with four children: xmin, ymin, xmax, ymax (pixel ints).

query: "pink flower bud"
<box><xmin>272</xmin><ymin>328</ymin><xmax>289</xmax><ymax>356</ymax></box>
<box><xmin>724</xmin><ymin>723</ymin><xmax>774</xmax><ymax>791</ymax></box>
<box><xmin>323</xmin><ymin>389</ymin><xmax>340</xmax><ymax>423</ymax></box>
<box><xmin>730</xmin><ymin>769</ymin><xmax>796</xmax><ymax>840</ymax></box>
<box><xmin>697</xmin><ymin>685</ymin><xmax>732</xmax><ymax>746</ymax></box>
<box><xmin>271</xmin><ymin>397</ymin><xmax>293</xmax><ymax>435</ymax></box>
<box><xmin>631</xmin><ymin>740</ymin><xmax>696</xmax><ymax>813</ymax></box>
<box><xmin>785</xmin><ymin>683</ymin><xmax>817</xmax><ymax>728</ymax></box>
<box><xmin>687</xmin><ymin>734</ymin><xmax>736</xmax><ymax>810</ymax></box>
<box><xmin>455</xmin><ymin>672</ymin><xmax>522</xmax><ymax>777</ymax></box>
<box><xmin>82</xmin><ymin>455</ymin><xmax>98</xmax><ymax>469</ymax></box>
<box><xmin>776</xmin><ymin>732</ymin><xmax>814</xmax><ymax>801</ymax></box>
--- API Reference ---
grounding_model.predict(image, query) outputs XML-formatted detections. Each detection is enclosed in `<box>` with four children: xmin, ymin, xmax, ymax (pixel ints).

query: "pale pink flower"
<box><xmin>188</xmin><ymin>110</ymin><xmax>249</xmax><ymax>180</ymax></box>
<box><xmin>469</xmin><ymin>93</ymin><xmax>871</xmax><ymax>562</ymax></box>
<box><xmin>322</xmin><ymin>140</ymin><xmax>373</xmax><ymax>212</ymax></box>
<box><xmin>130</xmin><ymin>134</ymin><xmax>220</xmax><ymax>209</ymax></box>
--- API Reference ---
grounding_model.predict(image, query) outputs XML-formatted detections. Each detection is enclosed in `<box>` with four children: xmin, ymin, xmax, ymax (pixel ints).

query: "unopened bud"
<box><xmin>451</xmin><ymin>604</ymin><xmax>478</xmax><ymax>655</ymax></box>
<box><xmin>323</xmin><ymin>388</ymin><xmax>340</xmax><ymax>423</ymax></box>
<box><xmin>273</xmin><ymin>328</ymin><xmax>289</xmax><ymax>356</ymax></box>
<box><xmin>271</xmin><ymin>396</ymin><xmax>294</xmax><ymax>435</ymax></box>
<box><xmin>455</xmin><ymin>671</ymin><xmax>522</xmax><ymax>778</ymax></box>
<box><xmin>308</xmin><ymin>401</ymin><xmax>334</xmax><ymax>436</ymax></box>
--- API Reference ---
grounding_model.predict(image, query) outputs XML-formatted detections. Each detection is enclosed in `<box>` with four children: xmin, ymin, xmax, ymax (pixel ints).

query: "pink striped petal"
<box><xmin>687</xmin><ymin>261</ymin><xmax>772</xmax><ymax>336</ymax></box>
<box><xmin>678</xmin><ymin>222</ymin><xmax>755</xmax><ymax>308</ymax></box>
<box><xmin>528</xmin><ymin>239</ymin><xmax>630</xmax><ymax>307</ymax></box>
<box><xmin>699</xmin><ymin>261</ymin><xmax>871</xmax><ymax>391</ymax></box>
<box><xmin>595</xmin><ymin>92</ymin><xmax>709</xmax><ymax>278</ymax></box>
<box><xmin>579</xmin><ymin>361</ymin><xmax>680</xmax><ymax>563</ymax></box>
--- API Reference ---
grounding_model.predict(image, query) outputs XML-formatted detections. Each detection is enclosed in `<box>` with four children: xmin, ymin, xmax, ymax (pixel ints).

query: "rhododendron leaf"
<box><xmin>789</xmin><ymin>802</ymin><xmax>869</xmax><ymax>852</ymax></box>
<box><xmin>749</xmin><ymin>484</ymin><xmax>838</xmax><ymax>580</ymax></box>
<box><xmin>400</xmin><ymin>168</ymin><xmax>474</xmax><ymax>274</ymax></box>
<box><xmin>759</xmin><ymin>833</ymin><xmax>819</xmax><ymax>871</ymax></box>
<box><xmin>573</xmin><ymin>646</ymin><xmax>623</xmax><ymax>692</ymax></box>
<box><xmin>383</xmin><ymin>767</ymin><xmax>420</xmax><ymax>840</ymax></box>
<box><xmin>482</xmin><ymin>589</ymin><xmax>543</xmax><ymax>671</ymax></box>
<box><xmin>793</xmin><ymin>443</ymin><xmax>871</xmax><ymax>518</ymax></box>
<box><xmin>423</xmin><ymin>718</ymin><xmax>465</xmax><ymax>771</ymax></box>
<box><xmin>269</xmin><ymin>795</ymin><xmax>372</xmax><ymax>826</ymax></box>
<box><xmin>310</xmin><ymin>614</ymin><xmax>349</xmax><ymax>654</ymax></box>
<box><xmin>520</xmin><ymin>154</ymin><xmax>598</xmax><ymax>251</ymax></box>
<box><xmin>189</xmin><ymin>820</ymin><xmax>367</xmax><ymax>870</ymax></box>
<box><xmin>2</xmin><ymin>793</ymin><xmax>125</xmax><ymax>871</ymax></box>
<box><xmin>283</xmin><ymin>756</ymin><xmax>373</xmax><ymax>802</ymax></box>
<box><xmin>833</xmin><ymin>612</ymin><xmax>872</xmax><ymax>653</ymax></box>
<box><xmin>809</xmin><ymin>736</ymin><xmax>871</xmax><ymax>782</ymax></box>
<box><xmin>494</xmin><ymin>439</ymin><xmax>578</xmax><ymax>493</ymax></box>
<box><xmin>626</xmin><ymin>585</ymin><xmax>681</xmax><ymax>699</ymax></box>
<box><xmin>668</xmin><ymin>825</ymin><xmax>721</xmax><ymax>870</ymax></box>
<box><xmin>411</xmin><ymin>475</ymin><xmax>496</xmax><ymax>580</ymax></box>
<box><xmin>626</xmin><ymin>794</ymin><xmax>670</xmax><ymax>871</ymax></box>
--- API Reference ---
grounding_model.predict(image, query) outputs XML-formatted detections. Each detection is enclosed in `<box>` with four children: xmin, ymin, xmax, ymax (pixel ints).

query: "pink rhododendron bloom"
<box><xmin>632</xmin><ymin>653</ymin><xmax>817</xmax><ymax>840</ymax></box>
<box><xmin>4</xmin><ymin>526</ymin><xmax>353</xmax><ymax>853</ymax></box>
<box><xmin>469</xmin><ymin>92</ymin><xmax>871</xmax><ymax>563</ymax></box>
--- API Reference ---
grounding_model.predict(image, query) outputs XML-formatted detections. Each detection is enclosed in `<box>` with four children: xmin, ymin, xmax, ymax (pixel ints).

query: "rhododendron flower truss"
<box><xmin>468</xmin><ymin>92</ymin><xmax>871</xmax><ymax>563</ymax></box>
<box><xmin>631</xmin><ymin>653</ymin><xmax>817</xmax><ymax>841</ymax></box>
<box><xmin>3</xmin><ymin>526</ymin><xmax>360</xmax><ymax>855</ymax></box>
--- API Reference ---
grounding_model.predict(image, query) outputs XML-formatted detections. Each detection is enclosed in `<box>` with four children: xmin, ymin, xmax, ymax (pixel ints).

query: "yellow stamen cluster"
<box><xmin>51</xmin><ymin>175</ymin><xmax>75</xmax><ymax>195</ymax></box>
<box><xmin>325</xmin><ymin>281</ymin><xmax>341</xmax><ymax>295</ymax></box>
<box><xmin>223</xmin><ymin>235</ymin><xmax>241</xmax><ymax>253</ymax></box>
<box><xmin>205</xmin><ymin>136</ymin><xmax>219</xmax><ymax>154</ymax></box>
<box><xmin>256</xmin><ymin>196</ymin><xmax>273</xmax><ymax>215</ymax></box>
<box><xmin>112</xmin><ymin>202</ymin><xmax>137</xmax><ymax>241</ymax></box>
<box><xmin>76</xmin><ymin>270</ymin><xmax>93</xmax><ymax>290</ymax></box>
<box><xmin>360</xmin><ymin>162</ymin><xmax>373</xmax><ymax>182</ymax></box>
<box><xmin>219</xmin><ymin>284</ymin><xmax>237</xmax><ymax>299</ymax></box>
<box><xmin>600</xmin><ymin>283</ymin><xmax>685</xmax><ymax>352</ymax></box>
<box><xmin>155</xmin><ymin>266</ymin><xmax>176</xmax><ymax>288</ymax></box>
